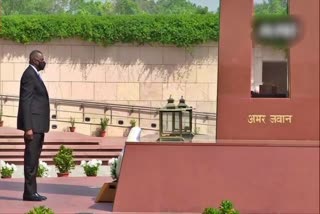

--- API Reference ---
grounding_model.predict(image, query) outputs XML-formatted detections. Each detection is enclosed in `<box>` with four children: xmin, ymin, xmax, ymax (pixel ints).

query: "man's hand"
<box><xmin>24</xmin><ymin>129</ymin><xmax>33</xmax><ymax>140</ymax></box>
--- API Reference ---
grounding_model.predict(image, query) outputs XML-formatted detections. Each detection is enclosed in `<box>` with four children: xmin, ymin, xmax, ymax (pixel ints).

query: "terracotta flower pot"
<box><xmin>69</xmin><ymin>127</ymin><xmax>75</xmax><ymax>132</ymax></box>
<box><xmin>0</xmin><ymin>121</ymin><xmax>3</xmax><ymax>127</ymax></box>
<box><xmin>1</xmin><ymin>175</ymin><xmax>12</xmax><ymax>179</ymax></box>
<box><xmin>100</xmin><ymin>130</ymin><xmax>106</xmax><ymax>137</ymax></box>
<box><xmin>57</xmin><ymin>172</ymin><xmax>69</xmax><ymax>177</ymax></box>
<box><xmin>86</xmin><ymin>174</ymin><xmax>97</xmax><ymax>177</ymax></box>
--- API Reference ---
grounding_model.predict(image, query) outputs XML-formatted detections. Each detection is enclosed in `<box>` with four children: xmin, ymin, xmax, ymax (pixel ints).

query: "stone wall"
<box><xmin>0</xmin><ymin>39</ymin><xmax>218</xmax><ymax>105</ymax></box>
<box><xmin>0</xmin><ymin>38</ymin><xmax>285</xmax><ymax>137</ymax></box>
<box><xmin>0</xmin><ymin>39</ymin><xmax>218</xmax><ymax>137</ymax></box>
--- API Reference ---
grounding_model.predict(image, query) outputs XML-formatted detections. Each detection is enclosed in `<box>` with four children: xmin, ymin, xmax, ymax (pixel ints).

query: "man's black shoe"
<box><xmin>35</xmin><ymin>193</ymin><xmax>47</xmax><ymax>200</ymax></box>
<box><xmin>23</xmin><ymin>193</ymin><xmax>42</xmax><ymax>201</ymax></box>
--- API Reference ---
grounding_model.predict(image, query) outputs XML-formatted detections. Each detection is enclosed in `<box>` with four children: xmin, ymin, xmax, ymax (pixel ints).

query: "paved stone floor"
<box><xmin>0</xmin><ymin>127</ymin><xmax>212</xmax><ymax>213</ymax></box>
<box><xmin>0</xmin><ymin>176</ymin><xmax>113</xmax><ymax>214</ymax></box>
<box><xmin>0</xmin><ymin>176</ymin><xmax>199</xmax><ymax>214</ymax></box>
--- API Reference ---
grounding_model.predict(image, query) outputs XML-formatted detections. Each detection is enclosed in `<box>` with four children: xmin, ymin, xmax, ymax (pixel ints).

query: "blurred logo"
<box><xmin>253</xmin><ymin>16</ymin><xmax>301</xmax><ymax>47</ymax></box>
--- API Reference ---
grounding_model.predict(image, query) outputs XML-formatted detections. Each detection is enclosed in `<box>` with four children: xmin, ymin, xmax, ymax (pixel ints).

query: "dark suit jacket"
<box><xmin>17</xmin><ymin>65</ymin><xmax>50</xmax><ymax>133</ymax></box>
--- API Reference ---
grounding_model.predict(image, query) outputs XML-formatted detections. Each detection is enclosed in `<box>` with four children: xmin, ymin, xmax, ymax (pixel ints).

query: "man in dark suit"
<box><xmin>17</xmin><ymin>50</ymin><xmax>50</xmax><ymax>201</ymax></box>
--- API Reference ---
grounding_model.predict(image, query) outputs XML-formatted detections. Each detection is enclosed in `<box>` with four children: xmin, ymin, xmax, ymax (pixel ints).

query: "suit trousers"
<box><xmin>23</xmin><ymin>133</ymin><xmax>44</xmax><ymax>196</ymax></box>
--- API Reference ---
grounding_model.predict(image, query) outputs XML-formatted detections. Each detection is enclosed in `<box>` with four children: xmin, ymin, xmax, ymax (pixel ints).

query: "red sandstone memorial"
<box><xmin>0</xmin><ymin>0</ymin><xmax>319</xmax><ymax>213</ymax></box>
<box><xmin>113</xmin><ymin>0</ymin><xmax>319</xmax><ymax>213</ymax></box>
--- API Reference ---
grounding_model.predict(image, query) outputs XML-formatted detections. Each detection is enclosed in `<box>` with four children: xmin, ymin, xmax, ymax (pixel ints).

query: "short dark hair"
<box><xmin>29</xmin><ymin>50</ymin><xmax>43</xmax><ymax>61</ymax></box>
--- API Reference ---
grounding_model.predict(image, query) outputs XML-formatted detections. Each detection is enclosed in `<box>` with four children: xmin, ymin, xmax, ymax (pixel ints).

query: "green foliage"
<box><xmin>109</xmin><ymin>158</ymin><xmax>119</xmax><ymax>180</ymax></box>
<box><xmin>0</xmin><ymin>110</ymin><xmax>3</xmax><ymax>121</ymax></box>
<box><xmin>70</xmin><ymin>117</ymin><xmax>75</xmax><ymax>127</ymax></box>
<box><xmin>255</xmin><ymin>0</ymin><xmax>288</xmax><ymax>15</ymax></box>
<box><xmin>82</xmin><ymin>164</ymin><xmax>99</xmax><ymax>176</ymax></box>
<box><xmin>100</xmin><ymin>117</ymin><xmax>110</xmax><ymax>131</ymax></box>
<box><xmin>134</xmin><ymin>0</ymin><xmax>158</xmax><ymax>14</ymax></box>
<box><xmin>129</xmin><ymin>119</ymin><xmax>136</xmax><ymax>127</ymax></box>
<box><xmin>0</xmin><ymin>160</ymin><xmax>17</xmax><ymax>178</ymax></box>
<box><xmin>0</xmin><ymin>0</ymin><xmax>211</xmax><ymax>15</ymax></box>
<box><xmin>71</xmin><ymin>0</ymin><xmax>114</xmax><ymax>16</ymax></box>
<box><xmin>0</xmin><ymin>14</ymin><xmax>219</xmax><ymax>47</ymax></box>
<box><xmin>26</xmin><ymin>206</ymin><xmax>54</xmax><ymax>214</ymax></box>
<box><xmin>53</xmin><ymin>145</ymin><xmax>75</xmax><ymax>173</ymax></box>
<box><xmin>36</xmin><ymin>161</ymin><xmax>50</xmax><ymax>177</ymax></box>
<box><xmin>114</xmin><ymin>0</ymin><xmax>142</xmax><ymax>15</ymax></box>
<box><xmin>1</xmin><ymin>0</ymin><xmax>289</xmax><ymax>16</ymax></box>
<box><xmin>203</xmin><ymin>208</ymin><xmax>221</xmax><ymax>214</ymax></box>
<box><xmin>36</xmin><ymin>165</ymin><xmax>47</xmax><ymax>177</ymax></box>
<box><xmin>155</xmin><ymin>0</ymin><xmax>209</xmax><ymax>15</ymax></box>
<box><xmin>220</xmin><ymin>200</ymin><xmax>239</xmax><ymax>214</ymax></box>
<box><xmin>1</xmin><ymin>0</ymin><xmax>66</xmax><ymax>15</ymax></box>
<box><xmin>0</xmin><ymin>4</ymin><xmax>291</xmax><ymax>49</ymax></box>
<box><xmin>81</xmin><ymin>159</ymin><xmax>102</xmax><ymax>176</ymax></box>
<box><xmin>203</xmin><ymin>200</ymin><xmax>239</xmax><ymax>214</ymax></box>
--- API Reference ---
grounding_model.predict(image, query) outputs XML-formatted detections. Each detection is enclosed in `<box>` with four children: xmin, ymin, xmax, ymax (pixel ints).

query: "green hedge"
<box><xmin>0</xmin><ymin>14</ymin><xmax>219</xmax><ymax>47</ymax></box>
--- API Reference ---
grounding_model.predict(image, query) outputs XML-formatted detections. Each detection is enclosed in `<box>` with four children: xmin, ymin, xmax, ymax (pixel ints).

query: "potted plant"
<box><xmin>0</xmin><ymin>160</ymin><xmax>17</xmax><ymax>178</ymax></box>
<box><xmin>0</xmin><ymin>110</ymin><xmax>3</xmax><ymax>127</ymax></box>
<box><xmin>80</xmin><ymin>159</ymin><xmax>102</xmax><ymax>176</ymax></box>
<box><xmin>95</xmin><ymin>156</ymin><xmax>120</xmax><ymax>203</ymax></box>
<box><xmin>129</xmin><ymin>119</ymin><xmax>136</xmax><ymax>128</ymax></box>
<box><xmin>26</xmin><ymin>206</ymin><xmax>54</xmax><ymax>214</ymax></box>
<box><xmin>109</xmin><ymin>157</ymin><xmax>120</xmax><ymax>181</ymax></box>
<box><xmin>53</xmin><ymin>145</ymin><xmax>75</xmax><ymax>177</ymax></box>
<box><xmin>37</xmin><ymin>160</ymin><xmax>50</xmax><ymax>178</ymax></box>
<box><xmin>106</xmin><ymin>157</ymin><xmax>121</xmax><ymax>200</ymax></box>
<box><xmin>69</xmin><ymin>117</ymin><xmax>76</xmax><ymax>132</ymax></box>
<box><xmin>100</xmin><ymin>117</ymin><xmax>109</xmax><ymax>137</ymax></box>
<box><xmin>203</xmin><ymin>200</ymin><xmax>239</xmax><ymax>214</ymax></box>
<box><xmin>109</xmin><ymin>150</ymin><xmax>123</xmax><ymax>182</ymax></box>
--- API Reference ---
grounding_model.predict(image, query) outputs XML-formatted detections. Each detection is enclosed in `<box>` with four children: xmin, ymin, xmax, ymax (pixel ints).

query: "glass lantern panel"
<box><xmin>163</xmin><ymin>112</ymin><xmax>173</xmax><ymax>133</ymax></box>
<box><xmin>182</xmin><ymin>111</ymin><xmax>190</xmax><ymax>132</ymax></box>
<box><xmin>173</xmin><ymin>112</ymin><xmax>181</xmax><ymax>132</ymax></box>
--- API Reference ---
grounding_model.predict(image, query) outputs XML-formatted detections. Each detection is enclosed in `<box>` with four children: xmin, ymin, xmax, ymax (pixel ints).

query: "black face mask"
<box><xmin>38</xmin><ymin>61</ymin><xmax>46</xmax><ymax>71</ymax></box>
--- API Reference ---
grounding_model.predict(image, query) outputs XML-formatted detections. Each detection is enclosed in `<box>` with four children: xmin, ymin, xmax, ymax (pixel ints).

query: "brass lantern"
<box><xmin>159</xmin><ymin>96</ymin><xmax>193</xmax><ymax>142</ymax></box>
<box><xmin>177</xmin><ymin>96</ymin><xmax>193</xmax><ymax>135</ymax></box>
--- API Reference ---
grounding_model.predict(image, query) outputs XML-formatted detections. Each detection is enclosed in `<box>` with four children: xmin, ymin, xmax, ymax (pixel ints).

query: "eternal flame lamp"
<box><xmin>159</xmin><ymin>96</ymin><xmax>193</xmax><ymax>142</ymax></box>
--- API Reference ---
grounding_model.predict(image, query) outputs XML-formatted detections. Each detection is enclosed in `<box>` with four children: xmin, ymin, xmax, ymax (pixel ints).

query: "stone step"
<box><xmin>0</xmin><ymin>127</ymin><xmax>24</xmax><ymax>138</ymax></box>
<box><xmin>0</xmin><ymin>144</ymin><xmax>123</xmax><ymax>150</ymax></box>
<box><xmin>0</xmin><ymin>150</ymin><xmax>122</xmax><ymax>165</ymax></box>
<box><xmin>0</xmin><ymin>126</ymin><xmax>126</xmax><ymax>165</ymax></box>
<box><xmin>0</xmin><ymin>151</ymin><xmax>120</xmax><ymax>157</ymax></box>
<box><xmin>0</xmin><ymin>127</ymin><xmax>102</xmax><ymax>142</ymax></box>
<box><xmin>0</xmin><ymin>138</ymin><xmax>100</xmax><ymax>145</ymax></box>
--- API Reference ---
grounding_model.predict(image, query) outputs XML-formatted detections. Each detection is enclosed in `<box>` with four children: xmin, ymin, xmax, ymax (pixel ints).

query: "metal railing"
<box><xmin>0</xmin><ymin>94</ymin><xmax>216</xmax><ymax>133</ymax></box>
